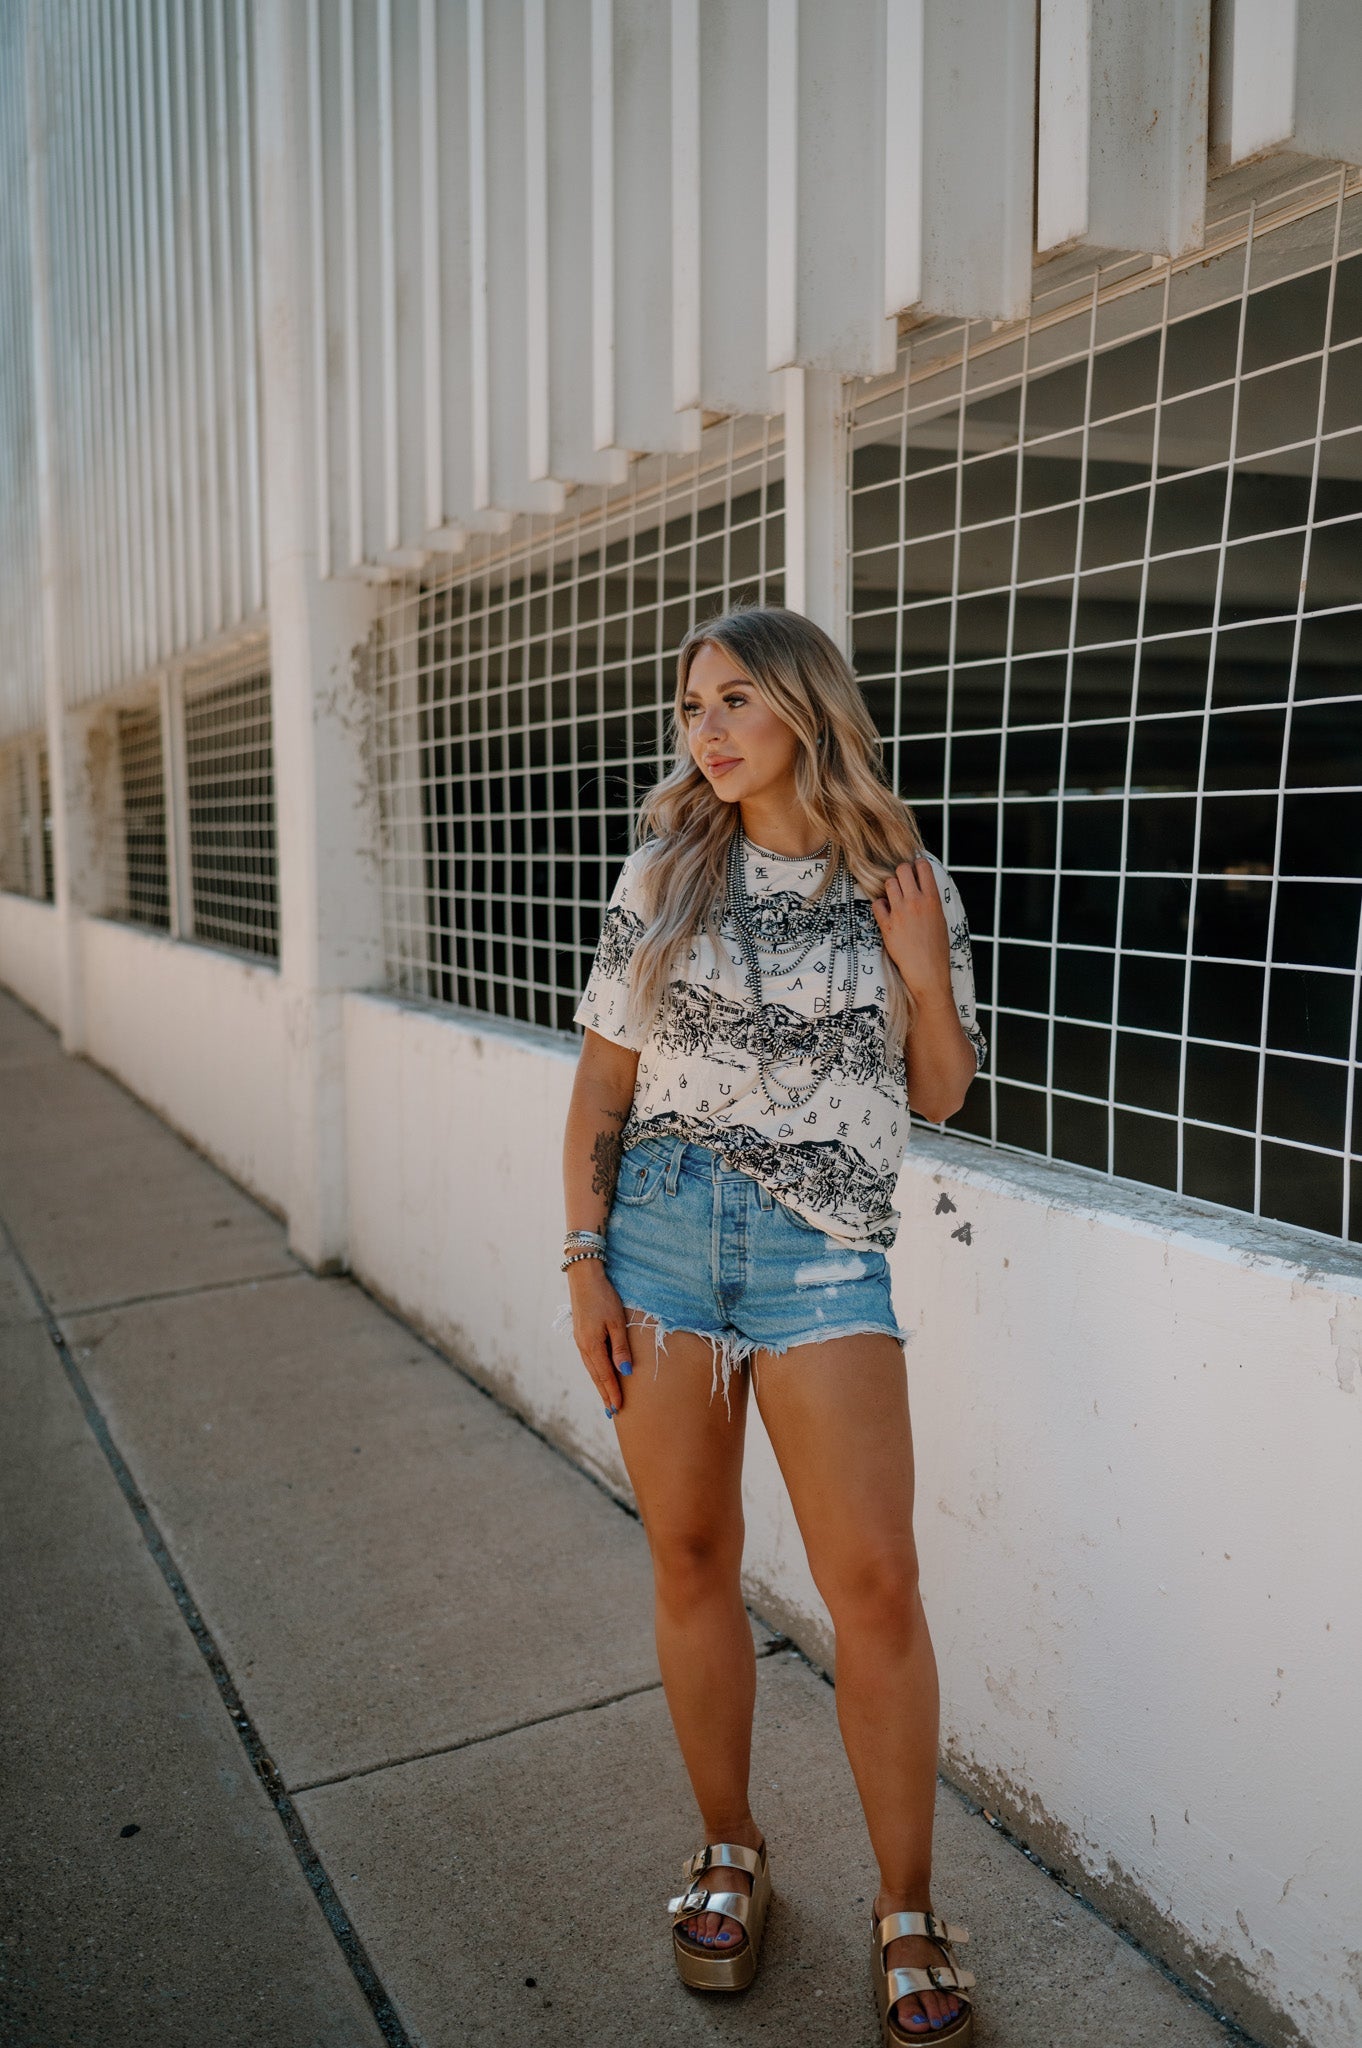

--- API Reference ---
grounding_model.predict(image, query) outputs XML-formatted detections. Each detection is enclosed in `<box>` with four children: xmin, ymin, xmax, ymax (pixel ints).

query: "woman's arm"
<box><xmin>870</xmin><ymin>859</ymin><xmax>979</xmax><ymax>1124</ymax></box>
<box><xmin>562</xmin><ymin>1028</ymin><xmax>640</xmax><ymax>1415</ymax></box>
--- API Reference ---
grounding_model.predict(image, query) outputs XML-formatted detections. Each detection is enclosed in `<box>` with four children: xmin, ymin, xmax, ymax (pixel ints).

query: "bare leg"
<box><xmin>613</xmin><ymin>1321</ymin><xmax>763</xmax><ymax>1951</ymax></box>
<box><xmin>753</xmin><ymin>1333</ymin><xmax>963</xmax><ymax>2035</ymax></box>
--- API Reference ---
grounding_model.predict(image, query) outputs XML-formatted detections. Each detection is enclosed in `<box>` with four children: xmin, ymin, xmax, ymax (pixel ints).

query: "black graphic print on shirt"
<box><xmin>575</xmin><ymin>838</ymin><xmax>986</xmax><ymax>1249</ymax></box>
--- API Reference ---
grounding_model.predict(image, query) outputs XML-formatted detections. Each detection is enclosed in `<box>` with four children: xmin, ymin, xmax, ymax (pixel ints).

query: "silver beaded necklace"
<box><xmin>724</xmin><ymin>830</ymin><xmax>859</xmax><ymax>1112</ymax></box>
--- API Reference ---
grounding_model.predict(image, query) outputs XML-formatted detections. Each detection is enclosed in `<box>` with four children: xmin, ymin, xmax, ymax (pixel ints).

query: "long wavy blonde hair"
<box><xmin>626</xmin><ymin>604</ymin><xmax>925</xmax><ymax>1043</ymax></box>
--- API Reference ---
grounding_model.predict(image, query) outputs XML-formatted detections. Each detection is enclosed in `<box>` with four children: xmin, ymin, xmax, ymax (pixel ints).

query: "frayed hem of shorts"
<box><xmin>554</xmin><ymin>1297</ymin><xmax>748</xmax><ymax>1415</ymax></box>
<box><xmin>764</xmin><ymin>1317</ymin><xmax>914</xmax><ymax>1353</ymax></box>
<box><xmin>553</xmin><ymin>1301</ymin><xmax>911</xmax><ymax>1419</ymax></box>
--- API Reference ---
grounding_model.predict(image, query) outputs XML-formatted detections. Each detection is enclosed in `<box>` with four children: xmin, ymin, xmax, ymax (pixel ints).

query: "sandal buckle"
<box><xmin>677</xmin><ymin>1885</ymin><xmax>708</xmax><ymax>1915</ymax></box>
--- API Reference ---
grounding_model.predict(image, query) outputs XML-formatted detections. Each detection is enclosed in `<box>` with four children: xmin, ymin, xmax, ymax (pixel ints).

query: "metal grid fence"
<box><xmin>0</xmin><ymin>738</ymin><xmax>49</xmax><ymax>900</ymax></box>
<box><xmin>0</xmin><ymin>742</ymin><xmax>30</xmax><ymax>894</ymax></box>
<box><xmin>114</xmin><ymin>702</ymin><xmax>171</xmax><ymax>929</ymax></box>
<box><xmin>372</xmin><ymin>416</ymin><xmax>785</xmax><ymax>1031</ymax></box>
<box><xmin>183</xmin><ymin>660</ymin><xmax>278</xmax><ymax>959</ymax></box>
<box><xmin>37</xmin><ymin>744</ymin><xmax>52</xmax><ymax>901</ymax></box>
<box><xmin>849</xmin><ymin>170</ymin><xmax>1362</xmax><ymax>1242</ymax></box>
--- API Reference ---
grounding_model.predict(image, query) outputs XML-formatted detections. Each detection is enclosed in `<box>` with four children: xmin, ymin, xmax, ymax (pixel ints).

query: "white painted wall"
<box><xmin>342</xmin><ymin>988</ymin><xmax>1362</xmax><ymax>2048</ymax></box>
<box><xmin>0</xmin><ymin>890</ymin><xmax>61</xmax><ymax>1024</ymax></box>
<box><xmin>78</xmin><ymin>918</ymin><xmax>289</xmax><ymax>1215</ymax></box>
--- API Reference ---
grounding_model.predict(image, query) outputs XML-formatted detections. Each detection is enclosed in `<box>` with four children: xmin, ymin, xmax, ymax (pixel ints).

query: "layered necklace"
<box><xmin>723</xmin><ymin>829</ymin><xmax>859</xmax><ymax>1112</ymax></box>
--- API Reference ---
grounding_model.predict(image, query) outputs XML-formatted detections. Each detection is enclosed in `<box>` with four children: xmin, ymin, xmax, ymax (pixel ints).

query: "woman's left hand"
<box><xmin>870</xmin><ymin>858</ymin><xmax>954</xmax><ymax>1006</ymax></box>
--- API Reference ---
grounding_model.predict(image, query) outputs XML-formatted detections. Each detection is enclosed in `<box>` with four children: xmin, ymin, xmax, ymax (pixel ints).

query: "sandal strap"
<box><xmin>667</xmin><ymin>1884</ymin><xmax>753</xmax><ymax>1925</ymax></box>
<box><xmin>885</xmin><ymin>1963</ymin><xmax>976</xmax><ymax>2000</ymax></box>
<box><xmin>682</xmin><ymin>1840</ymin><xmax>763</xmax><ymax>1880</ymax></box>
<box><xmin>875</xmin><ymin>1909</ymin><xmax>969</xmax><ymax>1947</ymax></box>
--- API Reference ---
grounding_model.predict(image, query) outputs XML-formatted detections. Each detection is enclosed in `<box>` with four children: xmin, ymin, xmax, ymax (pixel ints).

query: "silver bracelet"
<box><xmin>563</xmin><ymin>1228</ymin><xmax>606</xmax><ymax>1251</ymax></box>
<box><xmin>561</xmin><ymin>1247</ymin><xmax>607</xmax><ymax>1273</ymax></box>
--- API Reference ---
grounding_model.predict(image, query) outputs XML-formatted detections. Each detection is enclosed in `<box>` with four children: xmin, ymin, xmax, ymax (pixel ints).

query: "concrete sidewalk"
<box><xmin>0</xmin><ymin>987</ymin><xmax>1251</xmax><ymax>2048</ymax></box>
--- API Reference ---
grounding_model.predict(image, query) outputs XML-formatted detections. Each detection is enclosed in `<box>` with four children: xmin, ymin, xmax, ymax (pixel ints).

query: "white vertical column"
<box><xmin>255</xmin><ymin>0</ymin><xmax>381</xmax><ymax>1272</ymax></box>
<box><xmin>1293</xmin><ymin>0</ymin><xmax>1362</xmax><ymax>164</ymax></box>
<box><xmin>781</xmin><ymin>364</ymin><xmax>848</xmax><ymax>655</ymax></box>
<box><xmin>1210</xmin><ymin>0</ymin><xmax>1298</xmax><ymax>167</ymax></box>
<box><xmin>543</xmin><ymin>0</ymin><xmax>626</xmax><ymax>484</ymax></box>
<box><xmin>1036</xmin><ymin>0</ymin><xmax>1090</xmax><ymax>252</ymax></box>
<box><xmin>765</xmin><ymin>0</ymin><xmax>797</xmax><ymax>371</ymax></box>
<box><xmin>670</xmin><ymin>0</ymin><xmax>700</xmax><ymax>417</ymax></box>
<box><xmin>24</xmin><ymin>0</ymin><xmax>85</xmax><ymax>1051</ymax></box>
<box><xmin>603</xmin><ymin>0</ymin><xmax>699</xmax><ymax>453</ymax></box>
<box><xmin>883</xmin><ymin>0</ymin><xmax>925</xmax><ymax>312</ymax></box>
<box><xmin>1086</xmin><ymin>0</ymin><xmax>1208</xmax><ymax>257</ymax></box>
<box><xmin>687</xmin><ymin>0</ymin><xmax>771</xmax><ymax>416</ymax></box>
<box><xmin>920</xmin><ymin>0</ymin><xmax>1036</xmax><ymax>320</ymax></box>
<box><xmin>590</xmin><ymin>0</ymin><xmax>613</xmax><ymax>453</ymax></box>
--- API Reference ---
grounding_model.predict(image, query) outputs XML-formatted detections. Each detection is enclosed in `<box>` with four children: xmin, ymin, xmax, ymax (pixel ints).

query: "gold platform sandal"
<box><xmin>870</xmin><ymin>1907</ymin><xmax>976</xmax><ymax>2045</ymax></box>
<box><xmin>666</xmin><ymin>1839</ymin><xmax>772</xmax><ymax>1992</ymax></box>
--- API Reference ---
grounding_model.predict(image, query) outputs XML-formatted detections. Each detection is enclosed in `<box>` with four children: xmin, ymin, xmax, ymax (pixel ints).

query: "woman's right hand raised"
<box><xmin>568</xmin><ymin>1258</ymin><xmax>633</xmax><ymax>1417</ymax></box>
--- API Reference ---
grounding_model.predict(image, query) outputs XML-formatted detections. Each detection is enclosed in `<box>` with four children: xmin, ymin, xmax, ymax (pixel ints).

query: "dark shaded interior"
<box><xmin>849</xmin><ymin>251</ymin><xmax>1362</xmax><ymax>1238</ymax></box>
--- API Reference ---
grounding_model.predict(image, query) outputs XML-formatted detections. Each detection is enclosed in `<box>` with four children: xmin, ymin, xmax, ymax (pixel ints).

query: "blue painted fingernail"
<box><xmin>603</xmin><ymin>1402</ymin><xmax>615</xmax><ymax>1416</ymax></box>
<box><xmin>618</xmin><ymin>1360</ymin><xmax>633</xmax><ymax>1375</ymax></box>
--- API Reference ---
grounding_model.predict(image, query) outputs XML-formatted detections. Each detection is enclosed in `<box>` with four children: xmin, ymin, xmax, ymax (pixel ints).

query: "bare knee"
<box><xmin>647</xmin><ymin>1517</ymin><xmax>745</xmax><ymax>1610</ymax></box>
<box><xmin>820</xmin><ymin>1546</ymin><xmax>922</xmax><ymax>1646</ymax></box>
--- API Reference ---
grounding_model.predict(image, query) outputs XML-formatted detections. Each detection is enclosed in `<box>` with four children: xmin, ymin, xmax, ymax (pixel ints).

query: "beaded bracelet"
<box><xmin>561</xmin><ymin>1247</ymin><xmax>607</xmax><ymax>1273</ymax></box>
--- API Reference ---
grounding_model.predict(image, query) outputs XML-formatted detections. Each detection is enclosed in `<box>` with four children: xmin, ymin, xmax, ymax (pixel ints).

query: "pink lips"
<box><xmin>705</xmin><ymin>756</ymin><xmax>740</xmax><ymax>777</ymax></box>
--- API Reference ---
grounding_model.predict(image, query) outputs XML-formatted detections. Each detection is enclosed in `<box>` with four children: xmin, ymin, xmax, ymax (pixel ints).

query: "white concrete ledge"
<box><xmin>0</xmin><ymin>890</ymin><xmax>61</xmax><ymax>1027</ymax></box>
<box><xmin>904</xmin><ymin>1125</ymin><xmax>1362</xmax><ymax>1294</ymax></box>
<box><xmin>79</xmin><ymin>918</ymin><xmax>288</xmax><ymax>1215</ymax></box>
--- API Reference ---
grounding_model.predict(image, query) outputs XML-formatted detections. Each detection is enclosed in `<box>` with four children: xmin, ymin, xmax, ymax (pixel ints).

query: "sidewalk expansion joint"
<box><xmin>55</xmin><ymin>1265</ymin><xmax>304</xmax><ymax>1319</ymax></box>
<box><xmin>288</xmin><ymin>1633</ymin><xmax>793</xmax><ymax>1800</ymax></box>
<box><xmin>1</xmin><ymin>1216</ymin><xmax>415</xmax><ymax>2048</ymax></box>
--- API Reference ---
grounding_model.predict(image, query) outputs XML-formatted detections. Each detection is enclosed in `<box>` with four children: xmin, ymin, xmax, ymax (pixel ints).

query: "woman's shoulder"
<box><xmin>910</xmin><ymin>846</ymin><xmax>958</xmax><ymax>896</ymax></box>
<box><xmin>848</xmin><ymin>845</ymin><xmax>956</xmax><ymax>899</ymax></box>
<box><xmin>605</xmin><ymin>836</ymin><xmax>667</xmax><ymax>908</ymax></box>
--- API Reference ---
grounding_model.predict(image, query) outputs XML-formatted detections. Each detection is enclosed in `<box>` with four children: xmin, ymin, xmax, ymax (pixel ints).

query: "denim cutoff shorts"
<box><xmin>604</xmin><ymin>1136</ymin><xmax>907</xmax><ymax>1408</ymax></box>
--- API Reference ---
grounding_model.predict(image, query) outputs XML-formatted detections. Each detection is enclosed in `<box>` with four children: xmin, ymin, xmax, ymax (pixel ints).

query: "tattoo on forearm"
<box><xmin>589</xmin><ymin>1109</ymin><xmax>629</xmax><ymax>1201</ymax></box>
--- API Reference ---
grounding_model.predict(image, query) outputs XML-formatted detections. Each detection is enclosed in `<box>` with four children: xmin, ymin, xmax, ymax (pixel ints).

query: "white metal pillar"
<box><xmin>23</xmin><ymin>0</ymin><xmax>84</xmax><ymax>1051</ymax></box>
<box><xmin>256</xmin><ymin>0</ymin><xmax>382</xmax><ymax>1272</ymax></box>
<box><xmin>781</xmin><ymin>364</ymin><xmax>849</xmax><ymax>655</ymax></box>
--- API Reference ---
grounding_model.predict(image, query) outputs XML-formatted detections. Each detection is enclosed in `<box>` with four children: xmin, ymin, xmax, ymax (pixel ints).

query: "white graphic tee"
<box><xmin>574</xmin><ymin>835</ymin><xmax>986</xmax><ymax>1248</ymax></box>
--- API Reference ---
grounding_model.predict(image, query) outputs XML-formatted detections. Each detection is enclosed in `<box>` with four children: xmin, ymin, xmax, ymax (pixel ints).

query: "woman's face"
<box><xmin>680</xmin><ymin>641</ymin><xmax>800</xmax><ymax>810</ymax></box>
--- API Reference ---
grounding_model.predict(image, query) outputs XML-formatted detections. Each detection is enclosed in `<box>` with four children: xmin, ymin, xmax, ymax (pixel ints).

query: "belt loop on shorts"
<box><xmin>754</xmin><ymin>1179</ymin><xmax>773</xmax><ymax>1211</ymax></box>
<box><xmin>664</xmin><ymin>1140</ymin><xmax>685</xmax><ymax>1196</ymax></box>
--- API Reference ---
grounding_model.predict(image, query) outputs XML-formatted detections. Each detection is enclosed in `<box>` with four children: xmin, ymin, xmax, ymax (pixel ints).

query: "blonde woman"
<box><xmin>561</xmin><ymin>605</ymin><xmax>985</xmax><ymax>2044</ymax></box>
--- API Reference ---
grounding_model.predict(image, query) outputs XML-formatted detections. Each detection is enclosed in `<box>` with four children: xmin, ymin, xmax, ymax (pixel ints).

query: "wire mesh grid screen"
<box><xmin>0</xmin><ymin>745</ymin><xmax>30</xmax><ymax>894</ymax></box>
<box><xmin>38</xmin><ymin>745</ymin><xmax>52</xmax><ymax>902</ymax></box>
<box><xmin>114</xmin><ymin>704</ymin><xmax>170</xmax><ymax>930</ymax></box>
<box><xmin>850</xmin><ymin>173</ymin><xmax>1362</xmax><ymax>1242</ymax></box>
<box><xmin>183</xmin><ymin>662</ymin><xmax>278</xmax><ymax>960</ymax></box>
<box><xmin>372</xmin><ymin>417</ymin><xmax>785</xmax><ymax>1031</ymax></box>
